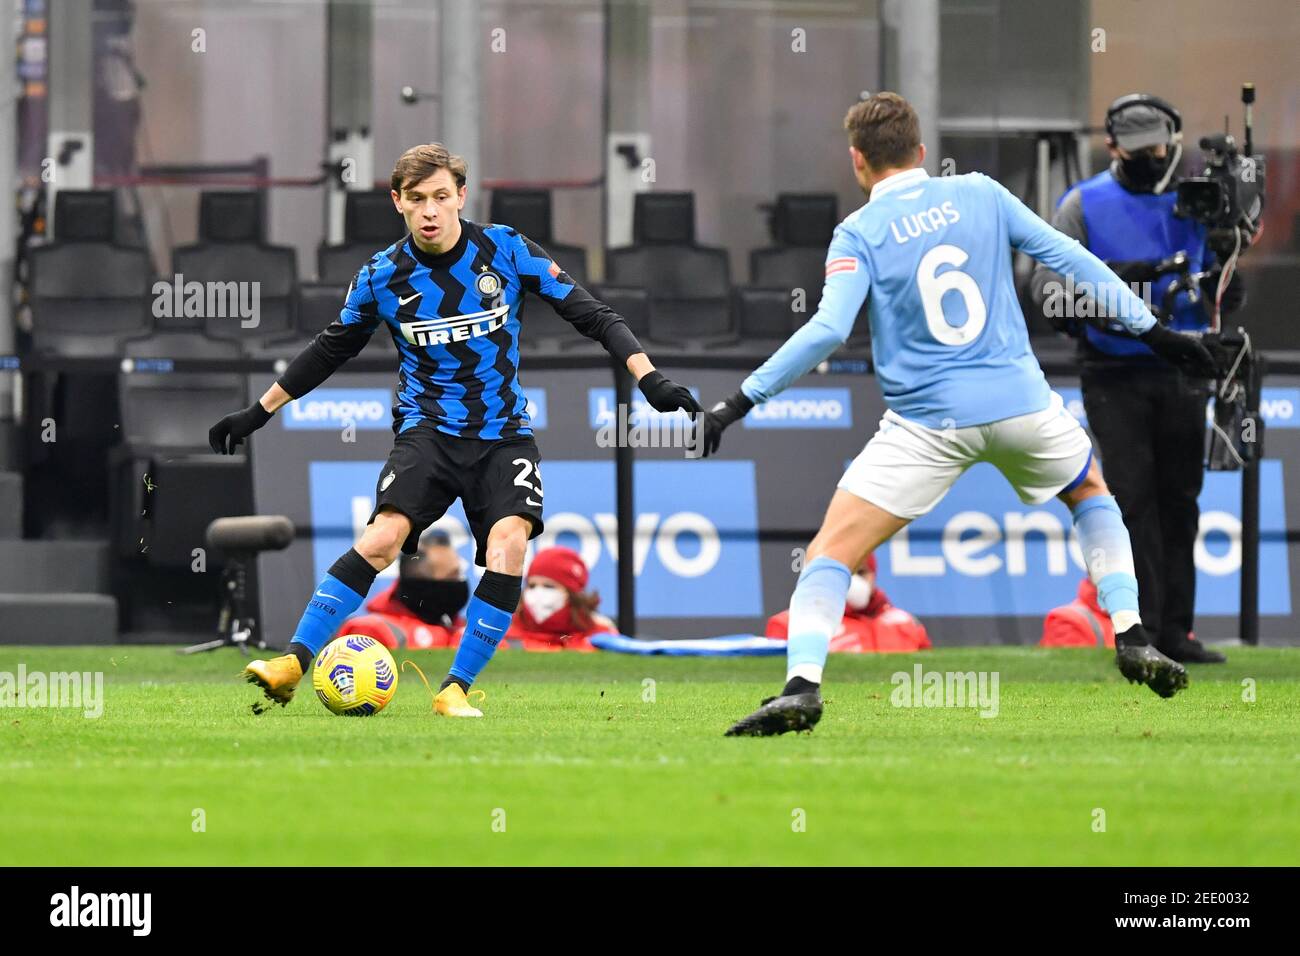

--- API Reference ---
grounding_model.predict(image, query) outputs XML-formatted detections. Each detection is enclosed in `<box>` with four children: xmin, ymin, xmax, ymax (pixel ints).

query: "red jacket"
<box><xmin>765</xmin><ymin>585</ymin><xmax>931</xmax><ymax>653</ymax></box>
<box><xmin>340</xmin><ymin>581</ymin><xmax>463</xmax><ymax>650</ymax></box>
<box><xmin>502</xmin><ymin>603</ymin><xmax>615</xmax><ymax>652</ymax></box>
<box><xmin>1040</xmin><ymin>578</ymin><xmax>1114</xmax><ymax>648</ymax></box>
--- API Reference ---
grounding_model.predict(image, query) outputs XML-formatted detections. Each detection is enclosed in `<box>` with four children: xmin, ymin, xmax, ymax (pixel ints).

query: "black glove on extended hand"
<box><xmin>208</xmin><ymin>401</ymin><xmax>273</xmax><ymax>454</ymax></box>
<box><xmin>1105</xmin><ymin>259</ymin><xmax>1160</xmax><ymax>284</ymax></box>
<box><xmin>638</xmin><ymin>370</ymin><xmax>703</xmax><ymax>415</ymax></box>
<box><xmin>1139</xmin><ymin>323</ymin><xmax>1218</xmax><ymax>380</ymax></box>
<box><xmin>698</xmin><ymin>390</ymin><xmax>755</xmax><ymax>458</ymax></box>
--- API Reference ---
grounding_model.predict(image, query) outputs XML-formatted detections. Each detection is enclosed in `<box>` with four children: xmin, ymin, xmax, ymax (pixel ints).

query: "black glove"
<box><xmin>208</xmin><ymin>401</ymin><xmax>273</xmax><ymax>454</ymax></box>
<box><xmin>637</xmin><ymin>370</ymin><xmax>703</xmax><ymax>415</ymax></box>
<box><xmin>1105</xmin><ymin>259</ymin><xmax>1160</xmax><ymax>284</ymax></box>
<box><xmin>697</xmin><ymin>390</ymin><xmax>754</xmax><ymax>458</ymax></box>
<box><xmin>1139</xmin><ymin>323</ymin><xmax>1218</xmax><ymax>379</ymax></box>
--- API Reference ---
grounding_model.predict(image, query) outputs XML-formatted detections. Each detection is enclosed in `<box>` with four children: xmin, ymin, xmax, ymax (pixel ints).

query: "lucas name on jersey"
<box><xmin>887</xmin><ymin>200</ymin><xmax>961</xmax><ymax>245</ymax></box>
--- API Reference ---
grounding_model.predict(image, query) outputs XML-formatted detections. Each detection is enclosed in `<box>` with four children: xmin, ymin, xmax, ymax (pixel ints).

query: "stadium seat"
<box><xmin>632</xmin><ymin>192</ymin><xmax>696</xmax><ymax>244</ymax></box>
<box><xmin>110</xmin><ymin>332</ymin><xmax>253</xmax><ymax>568</ymax></box>
<box><xmin>769</xmin><ymin>193</ymin><xmax>839</xmax><ymax>248</ymax></box>
<box><xmin>28</xmin><ymin>190</ymin><xmax>154</xmax><ymax>357</ymax></box>
<box><xmin>318</xmin><ymin>190</ymin><xmax>405</xmax><ymax>283</ymax></box>
<box><xmin>740</xmin><ymin>193</ymin><xmax>872</xmax><ymax>349</ymax></box>
<box><xmin>295</xmin><ymin>281</ymin><xmax>394</xmax><ymax>353</ymax></box>
<box><xmin>294</xmin><ymin>281</ymin><xmax>347</xmax><ymax>343</ymax></box>
<box><xmin>25</xmin><ymin>191</ymin><xmax>154</xmax><ymax>535</ymax></box>
<box><xmin>490</xmin><ymin>189</ymin><xmax>596</xmax><ymax>349</ymax></box>
<box><xmin>489</xmin><ymin>188</ymin><xmax>589</xmax><ymax>287</ymax></box>
<box><xmin>170</xmin><ymin>191</ymin><xmax>297</xmax><ymax>347</ymax></box>
<box><xmin>605</xmin><ymin>192</ymin><xmax>735</xmax><ymax>349</ymax></box>
<box><xmin>593</xmin><ymin>286</ymin><xmax>650</xmax><ymax>339</ymax></box>
<box><xmin>733</xmin><ymin>287</ymin><xmax>799</xmax><ymax>351</ymax></box>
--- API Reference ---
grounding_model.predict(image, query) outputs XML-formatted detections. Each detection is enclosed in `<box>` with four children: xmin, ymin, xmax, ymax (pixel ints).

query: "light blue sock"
<box><xmin>288</xmin><ymin>573</ymin><xmax>368</xmax><ymax>656</ymax></box>
<box><xmin>786</xmin><ymin>555</ymin><xmax>852</xmax><ymax>684</ymax></box>
<box><xmin>1071</xmin><ymin>495</ymin><xmax>1141</xmax><ymax>629</ymax></box>
<box><xmin>448</xmin><ymin>591</ymin><xmax>514</xmax><ymax>686</ymax></box>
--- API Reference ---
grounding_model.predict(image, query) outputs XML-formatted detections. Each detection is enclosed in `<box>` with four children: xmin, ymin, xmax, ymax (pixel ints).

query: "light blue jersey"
<box><xmin>741</xmin><ymin>168</ymin><xmax>1157</xmax><ymax>429</ymax></box>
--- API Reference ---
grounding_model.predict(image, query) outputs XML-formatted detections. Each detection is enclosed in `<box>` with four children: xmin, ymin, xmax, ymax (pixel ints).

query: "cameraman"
<box><xmin>1030</xmin><ymin>94</ymin><xmax>1245</xmax><ymax>664</ymax></box>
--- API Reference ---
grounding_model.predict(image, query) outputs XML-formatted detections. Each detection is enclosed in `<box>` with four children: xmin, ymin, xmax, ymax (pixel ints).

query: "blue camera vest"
<box><xmin>1075</xmin><ymin>171</ymin><xmax>1211</xmax><ymax>357</ymax></box>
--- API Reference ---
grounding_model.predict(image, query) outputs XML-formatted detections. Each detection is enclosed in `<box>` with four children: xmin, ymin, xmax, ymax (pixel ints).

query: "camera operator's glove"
<box><xmin>1105</xmin><ymin>259</ymin><xmax>1160</xmax><ymax>285</ymax></box>
<box><xmin>698</xmin><ymin>390</ymin><xmax>755</xmax><ymax>458</ymax></box>
<box><xmin>208</xmin><ymin>401</ymin><xmax>273</xmax><ymax>454</ymax></box>
<box><xmin>637</xmin><ymin>370</ymin><xmax>703</xmax><ymax>415</ymax></box>
<box><xmin>1139</xmin><ymin>324</ymin><xmax>1218</xmax><ymax>379</ymax></box>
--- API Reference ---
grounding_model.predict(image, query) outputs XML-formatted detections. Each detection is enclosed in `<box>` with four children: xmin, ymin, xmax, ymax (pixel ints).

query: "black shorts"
<box><xmin>368</xmin><ymin>424</ymin><xmax>545</xmax><ymax>566</ymax></box>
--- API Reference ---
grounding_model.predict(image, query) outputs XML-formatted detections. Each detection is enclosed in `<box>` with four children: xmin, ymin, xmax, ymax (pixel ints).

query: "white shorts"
<box><xmin>839</xmin><ymin>391</ymin><xmax>1093</xmax><ymax>520</ymax></box>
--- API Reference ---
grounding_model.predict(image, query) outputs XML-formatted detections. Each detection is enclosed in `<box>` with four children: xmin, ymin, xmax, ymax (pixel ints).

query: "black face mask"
<box><xmin>1118</xmin><ymin>151</ymin><xmax>1172</xmax><ymax>192</ymax></box>
<box><xmin>396</xmin><ymin>578</ymin><xmax>469</xmax><ymax>626</ymax></box>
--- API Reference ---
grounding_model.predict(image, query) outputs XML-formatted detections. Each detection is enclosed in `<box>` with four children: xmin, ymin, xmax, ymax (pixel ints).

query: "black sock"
<box><xmin>782</xmin><ymin>675</ymin><xmax>820</xmax><ymax>696</ymax></box>
<box><xmin>287</xmin><ymin>642</ymin><xmax>315</xmax><ymax>672</ymax></box>
<box><xmin>1115</xmin><ymin>623</ymin><xmax>1149</xmax><ymax>648</ymax></box>
<box><xmin>329</xmin><ymin>547</ymin><xmax>380</xmax><ymax>596</ymax></box>
<box><xmin>440</xmin><ymin>676</ymin><xmax>470</xmax><ymax>694</ymax></box>
<box><xmin>473</xmin><ymin>569</ymin><xmax>523</xmax><ymax>613</ymax></box>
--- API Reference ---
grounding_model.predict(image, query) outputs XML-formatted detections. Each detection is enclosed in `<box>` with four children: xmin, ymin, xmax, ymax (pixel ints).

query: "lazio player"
<box><xmin>699</xmin><ymin>93</ymin><xmax>1218</xmax><ymax>736</ymax></box>
<box><xmin>210</xmin><ymin>143</ymin><xmax>700</xmax><ymax>716</ymax></box>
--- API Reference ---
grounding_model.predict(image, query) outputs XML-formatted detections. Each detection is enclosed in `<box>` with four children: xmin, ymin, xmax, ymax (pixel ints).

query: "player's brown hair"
<box><xmin>390</xmin><ymin>143</ymin><xmax>468</xmax><ymax>193</ymax></box>
<box><xmin>843</xmin><ymin>92</ymin><xmax>921</xmax><ymax>171</ymax></box>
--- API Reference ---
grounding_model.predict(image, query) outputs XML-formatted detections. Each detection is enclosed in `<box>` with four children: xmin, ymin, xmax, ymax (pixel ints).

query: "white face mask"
<box><xmin>522</xmin><ymin>582</ymin><xmax>569</xmax><ymax>623</ymax></box>
<box><xmin>845</xmin><ymin>573</ymin><xmax>874</xmax><ymax>611</ymax></box>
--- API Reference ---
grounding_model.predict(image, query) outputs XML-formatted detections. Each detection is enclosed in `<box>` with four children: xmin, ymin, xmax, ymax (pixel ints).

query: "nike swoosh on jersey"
<box><xmin>398</xmin><ymin>292</ymin><xmax>421</xmax><ymax>306</ymax></box>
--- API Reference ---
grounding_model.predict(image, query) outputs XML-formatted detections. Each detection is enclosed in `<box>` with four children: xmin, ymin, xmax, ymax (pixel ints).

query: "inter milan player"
<box><xmin>698</xmin><ymin>93</ymin><xmax>1218</xmax><ymax>736</ymax></box>
<box><xmin>210</xmin><ymin>143</ymin><xmax>700</xmax><ymax>717</ymax></box>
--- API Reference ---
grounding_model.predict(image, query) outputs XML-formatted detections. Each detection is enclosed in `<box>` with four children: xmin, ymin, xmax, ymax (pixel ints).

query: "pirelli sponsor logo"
<box><xmin>825</xmin><ymin>256</ymin><xmax>859</xmax><ymax>278</ymax></box>
<box><xmin>400</xmin><ymin>304</ymin><xmax>510</xmax><ymax>346</ymax></box>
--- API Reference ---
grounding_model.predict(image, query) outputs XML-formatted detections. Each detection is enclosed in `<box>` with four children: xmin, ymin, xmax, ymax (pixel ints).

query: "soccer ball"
<box><xmin>312</xmin><ymin>634</ymin><xmax>399</xmax><ymax>716</ymax></box>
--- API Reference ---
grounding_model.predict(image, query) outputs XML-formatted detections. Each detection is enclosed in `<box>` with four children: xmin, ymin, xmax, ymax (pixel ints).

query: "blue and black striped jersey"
<box><xmin>280</xmin><ymin>219</ymin><xmax>643</xmax><ymax>440</ymax></box>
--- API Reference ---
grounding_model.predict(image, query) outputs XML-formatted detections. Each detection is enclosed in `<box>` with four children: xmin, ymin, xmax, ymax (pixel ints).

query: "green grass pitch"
<box><xmin>1</xmin><ymin>645</ymin><xmax>1297</xmax><ymax>866</ymax></box>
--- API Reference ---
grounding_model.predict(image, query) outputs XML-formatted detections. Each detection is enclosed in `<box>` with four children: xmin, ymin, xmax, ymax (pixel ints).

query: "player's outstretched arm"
<box><xmin>209</xmin><ymin>269</ymin><xmax>381</xmax><ymax>454</ymax></box>
<box><xmin>697</xmin><ymin>229</ymin><xmax>869</xmax><ymax>457</ymax></box>
<box><xmin>992</xmin><ymin>176</ymin><xmax>1217</xmax><ymax>377</ymax></box>
<box><xmin>511</xmin><ymin>233</ymin><xmax>701</xmax><ymax>416</ymax></box>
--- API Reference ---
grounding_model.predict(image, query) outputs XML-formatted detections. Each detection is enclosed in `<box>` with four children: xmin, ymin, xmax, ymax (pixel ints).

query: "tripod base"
<box><xmin>177</xmin><ymin>618</ymin><xmax>263</xmax><ymax>656</ymax></box>
<box><xmin>179</xmin><ymin>551</ymin><xmax>269</xmax><ymax>656</ymax></box>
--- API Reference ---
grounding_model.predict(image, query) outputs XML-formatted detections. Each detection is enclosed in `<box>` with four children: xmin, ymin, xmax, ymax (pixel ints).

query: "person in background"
<box><xmin>341</xmin><ymin>531</ymin><xmax>469</xmax><ymax>650</ymax></box>
<box><xmin>1040</xmin><ymin>578</ymin><xmax>1114</xmax><ymax>649</ymax></box>
<box><xmin>504</xmin><ymin>546</ymin><xmax>615</xmax><ymax>652</ymax></box>
<box><xmin>1029</xmin><ymin>94</ymin><xmax>1243</xmax><ymax>665</ymax></box>
<box><xmin>765</xmin><ymin>553</ymin><xmax>930</xmax><ymax>653</ymax></box>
